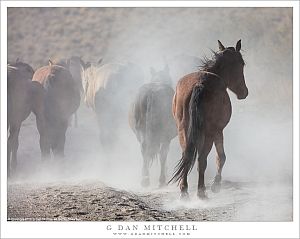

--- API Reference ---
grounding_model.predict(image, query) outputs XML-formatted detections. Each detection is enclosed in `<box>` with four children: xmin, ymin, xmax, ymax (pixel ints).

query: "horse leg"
<box><xmin>7</xmin><ymin>139</ymin><xmax>12</xmax><ymax>178</ymax></box>
<box><xmin>211</xmin><ymin>131</ymin><xmax>226</xmax><ymax>193</ymax></box>
<box><xmin>53</xmin><ymin>121</ymin><xmax>68</xmax><ymax>158</ymax></box>
<box><xmin>36</xmin><ymin>115</ymin><xmax>50</xmax><ymax>160</ymax></box>
<box><xmin>8</xmin><ymin>123</ymin><xmax>21</xmax><ymax>176</ymax></box>
<box><xmin>141</xmin><ymin>142</ymin><xmax>150</xmax><ymax>187</ymax></box>
<box><xmin>197</xmin><ymin>136</ymin><xmax>213</xmax><ymax>199</ymax></box>
<box><xmin>7</xmin><ymin>124</ymin><xmax>12</xmax><ymax>178</ymax></box>
<box><xmin>159</xmin><ymin>141</ymin><xmax>170</xmax><ymax>188</ymax></box>
<box><xmin>179</xmin><ymin>166</ymin><xmax>189</xmax><ymax>199</ymax></box>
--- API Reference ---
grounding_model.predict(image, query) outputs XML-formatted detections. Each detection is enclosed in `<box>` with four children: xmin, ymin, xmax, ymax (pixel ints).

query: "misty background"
<box><xmin>7</xmin><ymin>7</ymin><xmax>293</xmax><ymax>221</ymax></box>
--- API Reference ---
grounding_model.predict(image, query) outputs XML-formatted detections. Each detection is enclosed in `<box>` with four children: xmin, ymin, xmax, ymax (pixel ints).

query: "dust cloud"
<box><xmin>7</xmin><ymin>7</ymin><xmax>293</xmax><ymax>221</ymax></box>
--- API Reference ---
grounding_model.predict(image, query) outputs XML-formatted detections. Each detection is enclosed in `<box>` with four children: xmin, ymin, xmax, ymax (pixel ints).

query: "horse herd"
<box><xmin>7</xmin><ymin>40</ymin><xmax>248</xmax><ymax>199</ymax></box>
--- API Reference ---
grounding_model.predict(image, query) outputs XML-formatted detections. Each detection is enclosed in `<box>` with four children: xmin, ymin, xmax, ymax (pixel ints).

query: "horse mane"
<box><xmin>82</xmin><ymin>63</ymin><xmax>124</xmax><ymax>109</ymax></box>
<box><xmin>199</xmin><ymin>48</ymin><xmax>245</xmax><ymax>72</ymax></box>
<box><xmin>199</xmin><ymin>50</ymin><xmax>222</xmax><ymax>72</ymax></box>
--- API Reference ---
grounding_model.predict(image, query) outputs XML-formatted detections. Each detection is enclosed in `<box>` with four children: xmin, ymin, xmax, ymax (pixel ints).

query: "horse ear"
<box><xmin>85</xmin><ymin>62</ymin><xmax>91</xmax><ymax>69</ymax></box>
<box><xmin>236</xmin><ymin>39</ymin><xmax>242</xmax><ymax>52</ymax></box>
<box><xmin>218</xmin><ymin>40</ymin><xmax>225</xmax><ymax>51</ymax></box>
<box><xmin>150</xmin><ymin>67</ymin><xmax>156</xmax><ymax>76</ymax></box>
<box><xmin>16</xmin><ymin>57</ymin><xmax>20</xmax><ymax>63</ymax></box>
<box><xmin>49</xmin><ymin>59</ymin><xmax>53</xmax><ymax>66</ymax></box>
<box><xmin>97</xmin><ymin>58</ymin><xmax>103</xmax><ymax>65</ymax></box>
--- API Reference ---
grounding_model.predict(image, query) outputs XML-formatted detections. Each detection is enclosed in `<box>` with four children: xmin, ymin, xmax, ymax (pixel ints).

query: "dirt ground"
<box><xmin>7</xmin><ymin>178</ymin><xmax>292</xmax><ymax>222</ymax></box>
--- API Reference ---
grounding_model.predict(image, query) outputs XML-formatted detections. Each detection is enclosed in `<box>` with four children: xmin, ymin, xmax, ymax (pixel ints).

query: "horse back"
<box><xmin>32</xmin><ymin>64</ymin><xmax>80</xmax><ymax>119</ymax></box>
<box><xmin>174</xmin><ymin>71</ymin><xmax>231</xmax><ymax>141</ymax></box>
<box><xmin>131</xmin><ymin>82</ymin><xmax>176</xmax><ymax>143</ymax></box>
<box><xmin>32</xmin><ymin>66</ymin><xmax>51</xmax><ymax>85</ymax></box>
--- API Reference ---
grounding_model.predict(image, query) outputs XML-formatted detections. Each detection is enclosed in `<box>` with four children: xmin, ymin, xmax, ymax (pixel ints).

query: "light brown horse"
<box><xmin>129</xmin><ymin>66</ymin><xmax>177</xmax><ymax>187</ymax></box>
<box><xmin>31</xmin><ymin>60</ymin><xmax>80</xmax><ymax>159</ymax></box>
<box><xmin>169</xmin><ymin>40</ymin><xmax>248</xmax><ymax>199</ymax></box>
<box><xmin>81</xmin><ymin>61</ymin><xmax>144</xmax><ymax>150</ymax></box>
<box><xmin>7</xmin><ymin>59</ymin><xmax>34</xmax><ymax>176</ymax></box>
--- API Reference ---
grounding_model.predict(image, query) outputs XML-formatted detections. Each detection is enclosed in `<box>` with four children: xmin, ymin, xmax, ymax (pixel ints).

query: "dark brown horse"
<box><xmin>7</xmin><ymin>59</ymin><xmax>34</xmax><ymax>176</ymax></box>
<box><xmin>55</xmin><ymin>56</ymin><xmax>91</xmax><ymax>127</ymax></box>
<box><xmin>31</xmin><ymin>60</ymin><xmax>80</xmax><ymax>159</ymax></box>
<box><xmin>169</xmin><ymin>40</ymin><xmax>248</xmax><ymax>199</ymax></box>
<box><xmin>129</xmin><ymin>66</ymin><xmax>177</xmax><ymax>187</ymax></box>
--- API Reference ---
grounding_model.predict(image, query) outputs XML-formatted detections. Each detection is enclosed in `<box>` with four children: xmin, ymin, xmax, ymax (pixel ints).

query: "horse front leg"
<box><xmin>197</xmin><ymin>136</ymin><xmax>213</xmax><ymax>199</ymax></box>
<box><xmin>211</xmin><ymin>131</ymin><xmax>226</xmax><ymax>193</ymax></box>
<box><xmin>159</xmin><ymin>142</ymin><xmax>170</xmax><ymax>188</ymax></box>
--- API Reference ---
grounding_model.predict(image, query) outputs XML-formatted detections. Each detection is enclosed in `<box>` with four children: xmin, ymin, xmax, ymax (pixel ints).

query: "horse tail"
<box><xmin>169</xmin><ymin>84</ymin><xmax>205</xmax><ymax>183</ymax></box>
<box><xmin>144</xmin><ymin>90</ymin><xmax>159</xmax><ymax>165</ymax></box>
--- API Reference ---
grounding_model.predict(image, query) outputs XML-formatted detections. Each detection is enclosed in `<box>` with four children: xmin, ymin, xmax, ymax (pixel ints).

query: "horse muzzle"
<box><xmin>237</xmin><ymin>87</ymin><xmax>248</xmax><ymax>100</ymax></box>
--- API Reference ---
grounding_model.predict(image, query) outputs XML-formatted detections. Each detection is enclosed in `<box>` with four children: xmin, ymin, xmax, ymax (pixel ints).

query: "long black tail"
<box><xmin>169</xmin><ymin>84</ymin><xmax>205</xmax><ymax>184</ymax></box>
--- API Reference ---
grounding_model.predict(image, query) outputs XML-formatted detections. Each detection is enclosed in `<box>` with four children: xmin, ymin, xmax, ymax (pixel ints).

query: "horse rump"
<box><xmin>169</xmin><ymin>83</ymin><xmax>205</xmax><ymax>183</ymax></box>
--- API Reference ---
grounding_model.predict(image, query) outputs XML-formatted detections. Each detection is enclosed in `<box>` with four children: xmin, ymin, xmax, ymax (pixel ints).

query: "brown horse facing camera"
<box><xmin>169</xmin><ymin>40</ymin><xmax>248</xmax><ymax>199</ymax></box>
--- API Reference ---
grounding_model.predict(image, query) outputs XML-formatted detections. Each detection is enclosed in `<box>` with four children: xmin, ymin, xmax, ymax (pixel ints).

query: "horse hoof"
<box><xmin>211</xmin><ymin>182</ymin><xmax>221</xmax><ymax>193</ymax></box>
<box><xmin>159</xmin><ymin>182</ymin><xmax>167</xmax><ymax>188</ymax></box>
<box><xmin>197</xmin><ymin>190</ymin><xmax>208</xmax><ymax>200</ymax></box>
<box><xmin>180</xmin><ymin>192</ymin><xmax>189</xmax><ymax>201</ymax></box>
<box><xmin>141</xmin><ymin>178</ymin><xmax>150</xmax><ymax>188</ymax></box>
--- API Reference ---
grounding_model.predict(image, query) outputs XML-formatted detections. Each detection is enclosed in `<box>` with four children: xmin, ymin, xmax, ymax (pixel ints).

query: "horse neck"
<box><xmin>203</xmin><ymin>65</ymin><xmax>229</xmax><ymax>89</ymax></box>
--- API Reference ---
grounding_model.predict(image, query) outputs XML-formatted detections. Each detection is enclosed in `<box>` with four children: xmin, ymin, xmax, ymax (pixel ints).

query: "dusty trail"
<box><xmin>7</xmin><ymin>178</ymin><xmax>292</xmax><ymax>222</ymax></box>
<box><xmin>7</xmin><ymin>181</ymin><xmax>235</xmax><ymax>221</ymax></box>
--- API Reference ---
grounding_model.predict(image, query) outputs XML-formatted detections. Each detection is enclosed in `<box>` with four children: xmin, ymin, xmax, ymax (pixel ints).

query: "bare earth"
<box><xmin>8</xmin><ymin>179</ymin><xmax>292</xmax><ymax>222</ymax></box>
<box><xmin>7</xmin><ymin>181</ymin><xmax>237</xmax><ymax>221</ymax></box>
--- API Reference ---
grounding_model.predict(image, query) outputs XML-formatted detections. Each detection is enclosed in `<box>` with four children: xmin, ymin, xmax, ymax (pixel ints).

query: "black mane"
<box><xmin>199</xmin><ymin>48</ymin><xmax>245</xmax><ymax>72</ymax></box>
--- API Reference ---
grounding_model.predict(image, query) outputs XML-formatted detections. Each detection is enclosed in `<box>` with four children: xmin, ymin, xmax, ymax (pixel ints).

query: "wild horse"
<box><xmin>32</xmin><ymin>60</ymin><xmax>80</xmax><ymax>159</ymax></box>
<box><xmin>169</xmin><ymin>40</ymin><xmax>248</xmax><ymax>199</ymax></box>
<box><xmin>7</xmin><ymin>59</ymin><xmax>34</xmax><ymax>176</ymax></box>
<box><xmin>129</xmin><ymin>65</ymin><xmax>177</xmax><ymax>187</ymax></box>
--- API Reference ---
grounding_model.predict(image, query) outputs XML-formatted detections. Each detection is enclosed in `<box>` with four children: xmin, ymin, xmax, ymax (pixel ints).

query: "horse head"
<box><xmin>217</xmin><ymin>40</ymin><xmax>248</xmax><ymax>99</ymax></box>
<box><xmin>150</xmin><ymin>64</ymin><xmax>172</xmax><ymax>85</ymax></box>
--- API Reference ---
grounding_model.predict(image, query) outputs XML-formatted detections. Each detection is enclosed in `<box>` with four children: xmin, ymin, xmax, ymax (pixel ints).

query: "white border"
<box><xmin>1</xmin><ymin>1</ymin><xmax>299</xmax><ymax>238</ymax></box>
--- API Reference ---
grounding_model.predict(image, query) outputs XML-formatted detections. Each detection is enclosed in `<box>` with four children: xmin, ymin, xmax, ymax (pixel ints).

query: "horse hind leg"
<box><xmin>158</xmin><ymin>142</ymin><xmax>170</xmax><ymax>188</ymax></box>
<box><xmin>197</xmin><ymin>136</ymin><xmax>213</xmax><ymax>199</ymax></box>
<box><xmin>7</xmin><ymin>123</ymin><xmax>21</xmax><ymax>177</ymax></box>
<box><xmin>52</xmin><ymin>121</ymin><xmax>68</xmax><ymax>159</ymax></box>
<box><xmin>7</xmin><ymin>129</ymin><xmax>13</xmax><ymax>178</ymax></box>
<box><xmin>141</xmin><ymin>142</ymin><xmax>150</xmax><ymax>187</ymax></box>
<box><xmin>179</xmin><ymin>168</ymin><xmax>189</xmax><ymax>200</ymax></box>
<box><xmin>211</xmin><ymin>131</ymin><xmax>226</xmax><ymax>193</ymax></box>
